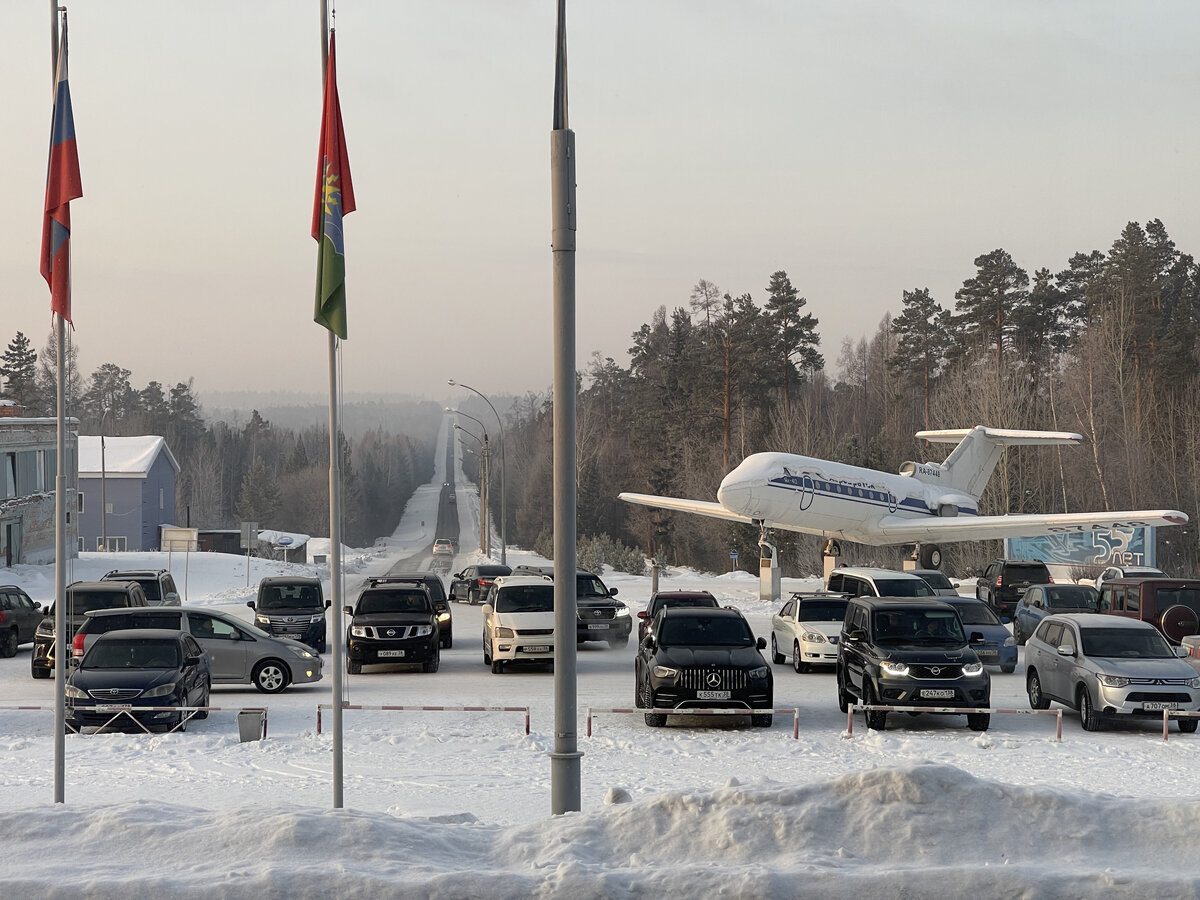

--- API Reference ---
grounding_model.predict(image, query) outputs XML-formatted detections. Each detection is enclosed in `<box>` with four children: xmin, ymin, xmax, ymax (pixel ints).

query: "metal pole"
<box><xmin>448</xmin><ymin>381</ymin><xmax>507</xmax><ymax>566</ymax></box>
<box><xmin>100</xmin><ymin>407</ymin><xmax>108</xmax><ymax>551</ymax></box>
<box><xmin>453</xmin><ymin>424</ymin><xmax>485</xmax><ymax>554</ymax></box>
<box><xmin>319</xmin><ymin>0</ymin><xmax>345</xmax><ymax>811</ymax></box>
<box><xmin>50</xmin><ymin>0</ymin><xmax>66</xmax><ymax>807</ymax></box>
<box><xmin>549</xmin><ymin>0</ymin><xmax>580</xmax><ymax>815</ymax></box>
<box><xmin>482</xmin><ymin>436</ymin><xmax>491</xmax><ymax>558</ymax></box>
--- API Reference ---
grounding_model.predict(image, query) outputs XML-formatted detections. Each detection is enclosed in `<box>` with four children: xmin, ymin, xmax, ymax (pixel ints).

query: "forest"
<box><xmin>495</xmin><ymin>219</ymin><xmax>1200</xmax><ymax>578</ymax></box>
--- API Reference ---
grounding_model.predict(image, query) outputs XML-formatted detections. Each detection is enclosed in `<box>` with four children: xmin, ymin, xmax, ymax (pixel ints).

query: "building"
<box><xmin>77</xmin><ymin>435</ymin><xmax>179</xmax><ymax>552</ymax></box>
<box><xmin>0</xmin><ymin>411</ymin><xmax>78</xmax><ymax>566</ymax></box>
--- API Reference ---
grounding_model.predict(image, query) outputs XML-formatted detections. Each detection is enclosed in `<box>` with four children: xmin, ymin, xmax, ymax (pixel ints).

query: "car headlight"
<box><xmin>65</xmin><ymin>684</ymin><xmax>87</xmax><ymax>698</ymax></box>
<box><xmin>1003</xmin><ymin>636</ymin><xmax>1016</xmax><ymax>647</ymax></box>
<box><xmin>310</xmin><ymin>614</ymin><xmax>325</xmax><ymax>624</ymax></box>
<box><xmin>748</xmin><ymin>666</ymin><xmax>770</xmax><ymax>680</ymax></box>
<box><xmin>1188</xmin><ymin>677</ymin><xmax>1200</xmax><ymax>689</ymax></box>
<box><xmin>802</xmin><ymin>631</ymin><xmax>827</xmax><ymax>644</ymax></box>
<box><xmin>880</xmin><ymin>660</ymin><xmax>909</xmax><ymax>677</ymax></box>
<box><xmin>414</xmin><ymin>625</ymin><xmax>433</xmax><ymax>637</ymax></box>
<box><xmin>351</xmin><ymin>625</ymin><xmax>368</xmax><ymax>637</ymax></box>
<box><xmin>962</xmin><ymin>662</ymin><xmax>985</xmax><ymax>677</ymax></box>
<box><xmin>614</xmin><ymin>607</ymin><xmax>630</xmax><ymax>617</ymax></box>
<box><xmin>36</xmin><ymin>621</ymin><xmax>53</xmax><ymax>636</ymax></box>
<box><xmin>287</xmin><ymin>646</ymin><xmax>315</xmax><ymax>660</ymax></box>
<box><xmin>437</xmin><ymin>612</ymin><xmax>450</xmax><ymax>620</ymax></box>
<box><xmin>652</xmin><ymin>665</ymin><xmax>679</xmax><ymax>679</ymax></box>
<box><xmin>255</xmin><ymin>615</ymin><xmax>271</xmax><ymax>626</ymax></box>
<box><xmin>143</xmin><ymin>683</ymin><xmax>177</xmax><ymax>698</ymax></box>
<box><xmin>1097</xmin><ymin>674</ymin><xmax>1130</xmax><ymax>688</ymax></box>
<box><xmin>495</xmin><ymin>626</ymin><xmax>514</xmax><ymax>638</ymax></box>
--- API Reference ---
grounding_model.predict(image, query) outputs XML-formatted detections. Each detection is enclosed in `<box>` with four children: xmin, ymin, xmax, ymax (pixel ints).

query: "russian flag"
<box><xmin>40</xmin><ymin>18</ymin><xmax>83</xmax><ymax>324</ymax></box>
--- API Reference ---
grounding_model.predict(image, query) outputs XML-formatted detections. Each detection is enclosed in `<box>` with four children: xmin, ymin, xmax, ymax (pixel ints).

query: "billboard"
<box><xmin>1006</xmin><ymin>527</ymin><xmax>1155</xmax><ymax>568</ymax></box>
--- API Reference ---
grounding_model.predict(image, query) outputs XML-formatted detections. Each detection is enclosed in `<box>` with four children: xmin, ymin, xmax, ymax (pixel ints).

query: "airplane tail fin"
<box><xmin>908</xmin><ymin>426</ymin><xmax>1082</xmax><ymax>498</ymax></box>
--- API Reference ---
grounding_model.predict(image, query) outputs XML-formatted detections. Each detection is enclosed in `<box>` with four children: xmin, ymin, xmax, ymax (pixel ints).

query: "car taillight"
<box><xmin>0</xmin><ymin>611</ymin><xmax>6</xmax><ymax>623</ymax></box>
<box><xmin>72</xmin><ymin>633</ymin><xmax>86</xmax><ymax>658</ymax></box>
<box><xmin>1047</xmin><ymin>575</ymin><xmax>1054</xmax><ymax>583</ymax></box>
<box><xmin>478</xmin><ymin>578</ymin><xmax>493</xmax><ymax>587</ymax></box>
<box><xmin>996</xmin><ymin>576</ymin><xmax>1002</xmax><ymax>586</ymax></box>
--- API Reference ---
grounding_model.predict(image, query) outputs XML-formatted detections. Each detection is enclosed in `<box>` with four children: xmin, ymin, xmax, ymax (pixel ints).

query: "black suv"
<box><xmin>635</xmin><ymin>607</ymin><xmax>773</xmax><ymax>728</ymax></box>
<box><xmin>100</xmin><ymin>569</ymin><xmax>180</xmax><ymax>606</ymax></box>
<box><xmin>1</xmin><ymin>586</ymin><xmax>44</xmax><ymax>657</ymax></box>
<box><xmin>32</xmin><ymin>580</ymin><xmax>149</xmax><ymax>678</ymax></box>
<box><xmin>976</xmin><ymin>558</ymin><xmax>1052</xmax><ymax>619</ymax></box>
<box><xmin>836</xmin><ymin>596</ymin><xmax>992</xmax><ymax>731</ymax></box>
<box><xmin>368</xmin><ymin>573</ymin><xmax>453</xmax><ymax>648</ymax></box>
<box><xmin>246</xmin><ymin>576</ymin><xmax>330</xmax><ymax>652</ymax></box>
<box><xmin>343</xmin><ymin>580</ymin><xmax>440</xmax><ymax>674</ymax></box>
<box><xmin>514</xmin><ymin>566</ymin><xmax>633</xmax><ymax>648</ymax></box>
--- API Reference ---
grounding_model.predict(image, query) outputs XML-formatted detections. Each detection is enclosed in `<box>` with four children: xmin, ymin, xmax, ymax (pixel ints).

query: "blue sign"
<box><xmin>1007</xmin><ymin>527</ymin><xmax>1155</xmax><ymax>567</ymax></box>
<box><xmin>730</xmin><ymin>549</ymin><xmax>739</xmax><ymax>560</ymax></box>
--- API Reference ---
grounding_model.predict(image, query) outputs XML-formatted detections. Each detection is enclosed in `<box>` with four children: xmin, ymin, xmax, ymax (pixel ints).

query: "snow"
<box><xmin>77</xmin><ymin>435</ymin><xmax>179</xmax><ymax>476</ymax></box>
<box><xmin>3</xmin><ymin>443</ymin><xmax>1200</xmax><ymax>895</ymax></box>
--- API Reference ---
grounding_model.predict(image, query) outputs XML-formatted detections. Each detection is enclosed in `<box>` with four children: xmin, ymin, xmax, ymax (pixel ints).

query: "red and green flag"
<box><xmin>311</xmin><ymin>31</ymin><xmax>355</xmax><ymax>339</ymax></box>
<box><xmin>41</xmin><ymin>17</ymin><xmax>83</xmax><ymax>324</ymax></box>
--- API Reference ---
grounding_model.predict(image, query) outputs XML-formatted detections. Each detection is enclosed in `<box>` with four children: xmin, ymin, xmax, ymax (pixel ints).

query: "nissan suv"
<box><xmin>344</xmin><ymin>581</ymin><xmax>440</xmax><ymax>674</ymax></box>
<box><xmin>976</xmin><ymin>559</ymin><xmax>1052</xmax><ymax>619</ymax></box>
<box><xmin>836</xmin><ymin>596</ymin><xmax>991</xmax><ymax>731</ymax></box>
<box><xmin>372</xmin><ymin>573</ymin><xmax>453</xmax><ymax>648</ymax></box>
<box><xmin>31</xmin><ymin>580</ymin><xmax>149</xmax><ymax>679</ymax></box>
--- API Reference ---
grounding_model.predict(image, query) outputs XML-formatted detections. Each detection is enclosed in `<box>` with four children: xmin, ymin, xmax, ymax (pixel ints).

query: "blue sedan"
<box><xmin>943</xmin><ymin>597</ymin><xmax>1018</xmax><ymax>673</ymax></box>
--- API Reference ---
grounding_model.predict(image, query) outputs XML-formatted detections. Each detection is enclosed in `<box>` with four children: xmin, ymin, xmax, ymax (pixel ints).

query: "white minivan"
<box><xmin>482</xmin><ymin>576</ymin><xmax>556</xmax><ymax>673</ymax></box>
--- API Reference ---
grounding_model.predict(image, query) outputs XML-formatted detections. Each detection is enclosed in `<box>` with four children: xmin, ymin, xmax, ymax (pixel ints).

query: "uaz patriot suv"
<box><xmin>836</xmin><ymin>596</ymin><xmax>991</xmax><ymax>731</ymax></box>
<box><xmin>343</xmin><ymin>580</ymin><xmax>440</xmax><ymax>674</ymax></box>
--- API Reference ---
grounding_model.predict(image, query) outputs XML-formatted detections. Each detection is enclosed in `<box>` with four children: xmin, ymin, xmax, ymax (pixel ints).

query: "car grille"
<box><xmin>517</xmin><ymin>628</ymin><xmax>553</xmax><ymax>636</ymax></box>
<box><xmin>678</xmin><ymin>667</ymin><xmax>748</xmax><ymax>690</ymax></box>
<box><xmin>1125</xmin><ymin>691</ymin><xmax>1194</xmax><ymax>703</ymax></box>
<box><xmin>363</xmin><ymin>625</ymin><xmax>424</xmax><ymax>639</ymax></box>
<box><xmin>86</xmin><ymin>688</ymin><xmax>141</xmax><ymax>701</ymax></box>
<box><xmin>264</xmin><ymin>614</ymin><xmax>315</xmax><ymax>626</ymax></box>
<box><xmin>908</xmin><ymin>664</ymin><xmax>964</xmax><ymax>679</ymax></box>
<box><xmin>581</xmin><ymin>608</ymin><xmax>615</xmax><ymax>620</ymax></box>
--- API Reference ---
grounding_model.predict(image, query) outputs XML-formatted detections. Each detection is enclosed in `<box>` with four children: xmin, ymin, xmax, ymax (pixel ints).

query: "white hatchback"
<box><xmin>770</xmin><ymin>593</ymin><xmax>849</xmax><ymax>673</ymax></box>
<box><xmin>482</xmin><ymin>576</ymin><xmax>556</xmax><ymax>673</ymax></box>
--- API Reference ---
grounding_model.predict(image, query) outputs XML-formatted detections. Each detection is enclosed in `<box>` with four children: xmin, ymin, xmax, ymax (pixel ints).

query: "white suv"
<box><xmin>482</xmin><ymin>576</ymin><xmax>555</xmax><ymax>673</ymax></box>
<box><xmin>770</xmin><ymin>593</ymin><xmax>849</xmax><ymax>673</ymax></box>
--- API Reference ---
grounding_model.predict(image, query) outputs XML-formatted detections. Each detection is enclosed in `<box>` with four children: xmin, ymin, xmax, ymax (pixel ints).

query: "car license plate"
<box><xmin>378</xmin><ymin>650</ymin><xmax>406</xmax><ymax>658</ymax></box>
<box><xmin>1143</xmin><ymin>701</ymin><xmax>1178</xmax><ymax>710</ymax></box>
<box><xmin>920</xmin><ymin>689</ymin><xmax>955</xmax><ymax>700</ymax></box>
<box><xmin>977</xmin><ymin>650</ymin><xmax>997</xmax><ymax>658</ymax></box>
<box><xmin>696</xmin><ymin>690</ymin><xmax>731</xmax><ymax>701</ymax></box>
<box><xmin>94</xmin><ymin>704</ymin><xmax>132</xmax><ymax>713</ymax></box>
<box><xmin>524</xmin><ymin>645</ymin><xmax>550</xmax><ymax>653</ymax></box>
<box><xmin>587</xmin><ymin>623</ymin><xmax>609</xmax><ymax>630</ymax></box>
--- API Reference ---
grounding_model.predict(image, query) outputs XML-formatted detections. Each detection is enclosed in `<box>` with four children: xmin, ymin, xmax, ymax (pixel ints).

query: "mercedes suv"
<box><xmin>836</xmin><ymin>596</ymin><xmax>991</xmax><ymax>731</ymax></box>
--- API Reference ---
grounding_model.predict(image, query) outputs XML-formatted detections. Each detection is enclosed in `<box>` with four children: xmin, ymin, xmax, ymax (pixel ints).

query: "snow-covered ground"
<box><xmin>3</xmin><ymin>438</ymin><xmax>1200</xmax><ymax>896</ymax></box>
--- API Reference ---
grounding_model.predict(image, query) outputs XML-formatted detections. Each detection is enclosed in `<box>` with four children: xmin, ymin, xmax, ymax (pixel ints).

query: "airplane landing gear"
<box><xmin>910</xmin><ymin>542</ymin><xmax>942</xmax><ymax>569</ymax></box>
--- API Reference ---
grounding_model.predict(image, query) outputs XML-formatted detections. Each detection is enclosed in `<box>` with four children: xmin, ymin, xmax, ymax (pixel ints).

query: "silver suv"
<box><xmin>101</xmin><ymin>569</ymin><xmax>181</xmax><ymax>606</ymax></box>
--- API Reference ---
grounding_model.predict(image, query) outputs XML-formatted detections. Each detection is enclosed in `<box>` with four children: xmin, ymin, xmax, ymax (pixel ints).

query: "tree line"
<box><xmin>0</xmin><ymin>331</ymin><xmax>438</xmax><ymax>547</ymax></box>
<box><xmin>491</xmin><ymin>219</ymin><xmax>1200</xmax><ymax>577</ymax></box>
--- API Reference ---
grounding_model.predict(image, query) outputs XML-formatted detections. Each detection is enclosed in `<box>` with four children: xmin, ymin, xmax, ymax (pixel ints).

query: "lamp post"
<box><xmin>100</xmin><ymin>407</ymin><xmax>110</xmax><ymax>552</ymax></box>
<box><xmin>454</xmin><ymin>424</ymin><xmax>487</xmax><ymax>555</ymax></box>
<box><xmin>448</xmin><ymin>407</ymin><xmax>493</xmax><ymax>557</ymax></box>
<box><xmin>447</xmin><ymin>380</ymin><xmax>506</xmax><ymax>565</ymax></box>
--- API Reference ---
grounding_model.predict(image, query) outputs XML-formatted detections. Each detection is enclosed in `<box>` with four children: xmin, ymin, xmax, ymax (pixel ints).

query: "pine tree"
<box><xmin>889</xmin><ymin>288</ymin><xmax>950</xmax><ymax>429</ymax></box>
<box><xmin>0</xmin><ymin>332</ymin><xmax>38</xmax><ymax>412</ymax></box>
<box><xmin>951</xmin><ymin>249</ymin><xmax>1029</xmax><ymax>367</ymax></box>
<box><xmin>763</xmin><ymin>270</ymin><xmax>822</xmax><ymax>419</ymax></box>
<box><xmin>235</xmin><ymin>455</ymin><xmax>281</xmax><ymax>524</ymax></box>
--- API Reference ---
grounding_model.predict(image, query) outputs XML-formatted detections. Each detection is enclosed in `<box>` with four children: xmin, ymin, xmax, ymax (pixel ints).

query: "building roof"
<box><xmin>77</xmin><ymin>435</ymin><xmax>180</xmax><ymax>478</ymax></box>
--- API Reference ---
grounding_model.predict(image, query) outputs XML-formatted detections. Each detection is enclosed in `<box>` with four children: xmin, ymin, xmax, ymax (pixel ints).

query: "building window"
<box><xmin>96</xmin><ymin>536</ymin><xmax>127</xmax><ymax>552</ymax></box>
<box><xmin>77</xmin><ymin>537</ymin><xmax>85</xmax><ymax>553</ymax></box>
<box><xmin>159</xmin><ymin>487</ymin><xmax>164</xmax><ymax>510</ymax></box>
<box><xmin>78</xmin><ymin>492</ymin><xmax>85</xmax><ymax>514</ymax></box>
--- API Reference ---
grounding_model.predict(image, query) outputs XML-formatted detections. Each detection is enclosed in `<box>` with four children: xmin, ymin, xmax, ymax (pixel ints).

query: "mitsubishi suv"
<box><xmin>836</xmin><ymin>596</ymin><xmax>991</xmax><ymax>731</ymax></box>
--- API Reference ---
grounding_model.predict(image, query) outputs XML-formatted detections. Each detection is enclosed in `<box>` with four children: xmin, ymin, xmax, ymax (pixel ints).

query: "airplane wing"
<box><xmin>874</xmin><ymin>510</ymin><xmax>1189</xmax><ymax>544</ymax></box>
<box><xmin>617</xmin><ymin>492</ymin><xmax>756</xmax><ymax>525</ymax></box>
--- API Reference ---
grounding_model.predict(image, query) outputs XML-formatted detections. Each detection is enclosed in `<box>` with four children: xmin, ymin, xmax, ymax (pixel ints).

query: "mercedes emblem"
<box><xmin>706</xmin><ymin>671</ymin><xmax>722</xmax><ymax>688</ymax></box>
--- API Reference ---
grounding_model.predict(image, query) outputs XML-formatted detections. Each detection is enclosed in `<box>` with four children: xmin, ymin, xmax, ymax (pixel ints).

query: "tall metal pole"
<box><xmin>454</xmin><ymin>424</ymin><xmax>485</xmax><ymax>554</ymax></box>
<box><xmin>447</xmin><ymin>380</ymin><xmax>506</xmax><ymax>565</ymax></box>
<box><xmin>50</xmin><ymin>0</ymin><xmax>66</xmax><ymax>807</ymax></box>
<box><xmin>100</xmin><ymin>406</ymin><xmax>109</xmax><ymax>551</ymax></box>
<box><xmin>549</xmin><ymin>0</ymin><xmax>581</xmax><ymax>815</ymax></box>
<box><xmin>319</xmin><ymin>0</ymin><xmax>345</xmax><ymax>810</ymax></box>
<box><xmin>482</xmin><ymin>436</ymin><xmax>491</xmax><ymax>558</ymax></box>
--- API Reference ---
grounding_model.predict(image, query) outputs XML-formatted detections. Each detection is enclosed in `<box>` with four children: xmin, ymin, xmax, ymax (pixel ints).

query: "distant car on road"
<box><xmin>1012</xmin><ymin>584</ymin><xmax>1098</xmax><ymax>646</ymax></box>
<box><xmin>433</xmin><ymin>539</ymin><xmax>455</xmax><ymax>557</ymax></box>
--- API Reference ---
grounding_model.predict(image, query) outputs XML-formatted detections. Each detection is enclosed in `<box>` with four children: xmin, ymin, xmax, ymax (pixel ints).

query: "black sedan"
<box><xmin>65</xmin><ymin>629</ymin><xmax>211</xmax><ymax>733</ymax></box>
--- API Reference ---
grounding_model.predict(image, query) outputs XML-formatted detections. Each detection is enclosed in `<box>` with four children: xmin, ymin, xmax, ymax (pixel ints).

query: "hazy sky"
<box><xmin>6</xmin><ymin>1</ymin><xmax>1200</xmax><ymax>405</ymax></box>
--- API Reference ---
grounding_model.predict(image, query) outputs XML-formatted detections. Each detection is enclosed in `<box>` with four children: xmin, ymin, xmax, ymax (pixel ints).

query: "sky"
<box><xmin>5</xmin><ymin>1</ymin><xmax>1200</xmax><ymax>405</ymax></box>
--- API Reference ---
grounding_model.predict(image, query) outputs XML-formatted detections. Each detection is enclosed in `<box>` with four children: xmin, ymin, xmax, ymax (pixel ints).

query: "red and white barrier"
<box><xmin>316</xmin><ymin>703</ymin><xmax>530</xmax><ymax>735</ymax></box>
<box><xmin>62</xmin><ymin>706</ymin><xmax>268</xmax><ymax>737</ymax></box>
<box><xmin>585</xmin><ymin>707</ymin><xmax>801</xmax><ymax>739</ymax></box>
<box><xmin>844</xmin><ymin>704</ymin><xmax>1062</xmax><ymax>740</ymax></box>
<box><xmin>1162</xmin><ymin>709</ymin><xmax>1200</xmax><ymax>741</ymax></box>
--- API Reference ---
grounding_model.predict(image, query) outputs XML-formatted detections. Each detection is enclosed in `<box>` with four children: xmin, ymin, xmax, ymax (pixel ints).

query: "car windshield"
<box><xmin>917</xmin><ymin>572</ymin><xmax>955</xmax><ymax>591</ymax></box>
<box><xmin>950</xmin><ymin>603</ymin><xmax>1001</xmax><ymax>626</ymax></box>
<box><xmin>874</xmin><ymin>579</ymin><xmax>935</xmax><ymax>598</ymax></box>
<box><xmin>83</xmin><ymin>638</ymin><xmax>181</xmax><ymax>669</ymax></box>
<box><xmin>356</xmin><ymin>591</ymin><xmax>430</xmax><ymax>615</ymax></box>
<box><xmin>1045</xmin><ymin>586</ymin><xmax>1098</xmax><ymax>610</ymax></box>
<box><xmin>495</xmin><ymin>586</ymin><xmax>555</xmax><ymax>613</ymax></box>
<box><xmin>67</xmin><ymin>591</ymin><xmax>129</xmax><ymax>616</ymax></box>
<box><xmin>873</xmin><ymin>609</ymin><xmax>965</xmax><ymax>642</ymax></box>
<box><xmin>1006</xmin><ymin>565</ymin><xmax>1049</xmax><ymax>579</ymax></box>
<box><xmin>577</xmin><ymin>576</ymin><xmax>608</xmax><ymax>597</ymax></box>
<box><xmin>798</xmin><ymin>600</ymin><xmax>848</xmax><ymax>622</ymax></box>
<box><xmin>477</xmin><ymin>566</ymin><xmax>511</xmax><ymax>578</ymax></box>
<box><xmin>1079</xmin><ymin>628</ymin><xmax>1174</xmax><ymax>659</ymax></box>
<box><xmin>658</xmin><ymin>615</ymin><xmax>755</xmax><ymax>647</ymax></box>
<box><xmin>260</xmin><ymin>584</ymin><xmax>321</xmax><ymax>610</ymax></box>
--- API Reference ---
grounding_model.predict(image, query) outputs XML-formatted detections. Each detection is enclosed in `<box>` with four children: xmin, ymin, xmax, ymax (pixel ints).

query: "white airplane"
<box><xmin>619</xmin><ymin>426</ymin><xmax>1187</xmax><ymax>566</ymax></box>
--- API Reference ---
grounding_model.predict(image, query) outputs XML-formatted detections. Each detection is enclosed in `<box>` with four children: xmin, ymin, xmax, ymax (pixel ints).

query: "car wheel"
<box><xmin>0</xmin><ymin>628</ymin><xmax>18</xmax><ymax>658</ymax></box>
<box><xmin>31</xmin><ymin>661</ymin><xmax>50</xmax><ymax>679</ymax></box>
<box><xmin>967</xmin><ymin>712</ymin><xmax>990</xmax><ymax>731</ymax></box>
<box><xmin>751</xmin><ymin>711</ymin><xmax>773</xmax><ymax>728</ymax></box>
<box><xmin>836</xmin><ymin>668</ymin><xmax>851</xmax><ymax>714</ymax></box>
<box><xmin>490</xmin><ymin>659</ymin><xmax>504</xmax><ymax>674</ymax></box>
<box><xmin>792</xmin><ymin>640</ymin><xmax>809</xmax><ymax>674</ymax></box>
<box><xmin>347</xmin><ymin>658</ymin><xmax>362</xmax><ymax>675</ymax></box>
<box><xmin>176</xmin><ymin>696</ymin><xmax>188</xmax><ymax>732</ymax></box>
<box><xmin>771</xmin><ymin>634</ymin><xmax>785</xmax><ymax>665</ymax></box>
<box><xmin>1013</xmin><ymin>619</ymin><xmax>1025</xmax><ymax>646</ymax></box>
<box><xmin>1000</xmin><ymin>662</ymin><xmax>1016</xmax><ymax>674</ymax></box>
<box><xmin>863</xmin><ymin>680</ymin><xmax>887</xmax><ymax>731</ymax></box>
<box><xmin>251</xmin><ymin>659</ymin><xmax>290</xmax><ymax>694</ymax></box>
<box><xmin>483</xmin><ymin>633</ymin><xmax>492</xmax><ymax>664</ymax></box>
<box><xmin>316</xmin><ymin>637</ymin><xmax>327</xmax><ymax>654</ymax></box>
<box><xmin>608</xmin><ymin>637</ymin><xmax>629</xmax><ymax>649</ymax></box>
<box><xmin>423</xmin><ymin>651</ymin><xmax>440</xmax><ymax>674</ymax></box>
<box><xmin>1027</xmin><ymin>669</ymin><xmax>1050</xmax><ymax>709</ymax></box>
<box><xmin>468</xmin><ymin>589</ymin><xmax>479</xmax><ymax>605</ymax></box>
<box><xmin>195</xmin><ymin>680</ymin><xmax>210</xmax><ymax>719</ymax></box>
<box><xmin>1078</xmin><ymin>684</ymin><xmax>1102</xmax><ymax>732</ymax></box>
<box><xmin>635</xmin><ymin>672</ymin><xmax>646</xmax><ymax>708</ymax></box>
<box><xmin>442</xmin><ymin>631</ymin><xmax>453</xmax><ymax>649</ymax></box>
<box><xmin>1179</xmin><ymin>718</ymin><xmax>1199</xmax><ymax>734</ymax></box>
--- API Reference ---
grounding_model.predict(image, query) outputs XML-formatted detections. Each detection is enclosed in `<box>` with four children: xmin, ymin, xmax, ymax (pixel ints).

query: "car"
<box><xmin>65</xmin><ymin>629</ymin><xmax>211</xmax><ymax>733</ymax></box>
<box><xmin>976</xmin><ymin>559</ymin><xmax>1053</xmax><ymax>619</ymax></box>
<box><xmin>826</xmin><ymin>567</ymin><xmax>937</xmax><ymax>599</ymax></box>
<box><xmin>941</xmin><ymin>596</ymin><xmax>1018</xmax><ymax>673</ymax></box>
<box><xmin>1095</xmin><ymin>577</ymin><xmax>1200</xmax><ymax>644</ymax></box>
<box><xmin>449</xmin><ymin>564</ymin><xmax>513</xmax><ymax>604</ymax></box>
<box><xmin>31</xmin><ymin>580</ymin><xmax>149</xmax><ymax>679</ymax></box>
<box><xmin>514</xmin><ymin>566</ymin><xmax>633</xmax><ymax>647</ymax></box>
<box><xmin>769</xmin><ymin>593</ymin><xmax>848</xmax><ymax>673</ymax></box>
<box><xmin>100</xmin><ymin>568</ymin><xmax>181</xmax><ymax>606</ymax></box>
<box><xmin>364</xmin><ymin>574</ymin><xmax>453</xmax><ymax>648</ymax></box>
<box><xmin>909</xmin><ymin>569</ymin><xmax>961</xmax><ymax>598</ymax></box>
<box><xmin>433</xmin><ymin>539</ymin><xmax>455</xmax><ymax>557</ymax></box>
<box><xmin>637</xmin><ymin>590</ymin><xmax>719</xmax><ymax>643</ymax></box>
<box><xmin>635</xmin><ymin>606</ymin><xmax>774</xmax><ymax>727</ymax></box>
<box><xmin>1024</xmin><ymin>614</ymin><xmax>1200</xmax><ymax>733</ymax></box>
<box><xmin>73</xmin><ymin>606</ymin><xmax>323</xmax><ymax>693</ymax></box>
<box><xmin>245</xmin><ymin>576</ymin><xmax>329</xmax><ymax>652</ymax></box>
<box><xmin>1012</xmin><ymin>584</ymin><xmax>1099</xmax><ymax>646</ymax></box>
<box><xmin>836</xmin><ymin>596</ymin><xmax>992</xmax><ymax>731</ymax></box>
<box><xmin>0</xmin><ymin>585</ymin><xmax>44</xmax><ymax>657</ymax></box>
<box><xmin>1094</xmin><ymin>564</ymin><xmax>1166</xmax><ymax>595</ymax></box>
<box><xmin>1180</xmin><ymin>634</ymin><xmax>1200</xmax><ymax>676</ymax></box>
<box><xmin>344</xmin><ymin>581</ymin><xmax>440</xmax><ymax>674</ymax></box>
<box><xmin>448</xmin><ymin>492</ymin><xmax>456</xmax><ymax>505</ymax></box>
<box><xmin>481</xmin><ymin>576</ymin><xmax>556</xmax><ymax>673</ymax></box>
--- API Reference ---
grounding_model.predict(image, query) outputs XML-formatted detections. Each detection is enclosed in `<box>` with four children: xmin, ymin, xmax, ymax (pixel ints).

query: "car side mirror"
<box><xmin>1057</xmin><ymin>644</ymin><xmax>1076</xmax><ymax>657</ymax></box>
<box><xmin>642</xmin><ymin>635</ymin><xmax>656</xmax><ymax>651</ymax></box>
<box><xmin>246</xmin><ymin>601</ymin><xmax>256</xmax><ymax>610</ymax></box>
<box><xmin>1175</xmin><ymin>647</ymin><xmax>1190</xmax><ymax>659</ymax></box>
<box><xmin>637</xmin><ymin>610</ymin><xmax>649</xmax><ymax>620</ymax></box>
<box><xmin>1000</xmin><ymin>616</ymin><xmax>1011</xmax><ymax>625</ymax></box>
<box><xmin>608</xmin><ymin>587</ymin><xmax>618</xmax><ymax>597</ymax></box>
<box><xmin>184</xmin><ymin>656</ymin><xmax>201</xmax><ymax>668</ymax></box>
<box><xmin>844</xmin><ymin>628</ymin><xmax>865</xmax><ymax>643</ymax></box>
<box><xmin>342</xmin><ymin>605</ymin><xmax>353</xmax><ymax>617</ymax></box>
<box><xmin>325</xmin><ymin>600</ymin><xmax>332</xmax><ymax>609</ymax></box>
<box><xmin>756</xmin><ymin>637</ymin><xmax>766</xmax><ymax>650</ymax></box>
<box><xmin>481</xmin><ymin>604</ymin><xmax>493</xmax><ymax>615</ymax></box>
<box><xmin>969</xmin><ymin>631</ymin><xmax>985</xmax><ymax>644</ymax></box>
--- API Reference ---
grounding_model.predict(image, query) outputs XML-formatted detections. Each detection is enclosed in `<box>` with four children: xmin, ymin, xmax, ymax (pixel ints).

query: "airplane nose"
<box><xmin>717</xmin><ymin>473</ymin><xmax>756</xmax><ymax>515</ymax></box>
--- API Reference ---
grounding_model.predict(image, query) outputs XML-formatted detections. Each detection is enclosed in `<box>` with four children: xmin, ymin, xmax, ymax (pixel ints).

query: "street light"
<box><xmin>453</xmin><ymin>423</ymin><xmax>488</xmax><ymax>555</ymax></box>
<box><xmin>447</xmin><ymin>380</ymin><xmax>506</xmax><ymax>565</ymax></box>
<box><xmin>100</xmin><ymin>407</ymin><xmax>110</xmax><ymax>552</ymax></box>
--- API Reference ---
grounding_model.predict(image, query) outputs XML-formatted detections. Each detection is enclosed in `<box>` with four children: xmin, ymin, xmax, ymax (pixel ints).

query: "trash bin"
<box><xmin>237</xmin><ymin>709</ymin><xmax>265</xmax><ymax>742</ymax></box>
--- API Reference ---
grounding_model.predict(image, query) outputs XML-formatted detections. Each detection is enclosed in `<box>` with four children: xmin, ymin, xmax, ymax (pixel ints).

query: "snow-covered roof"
<box><xmin>77</xmin><ymin>435</ymin><xmax>180</xmax><ymax>478</ymax></box>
